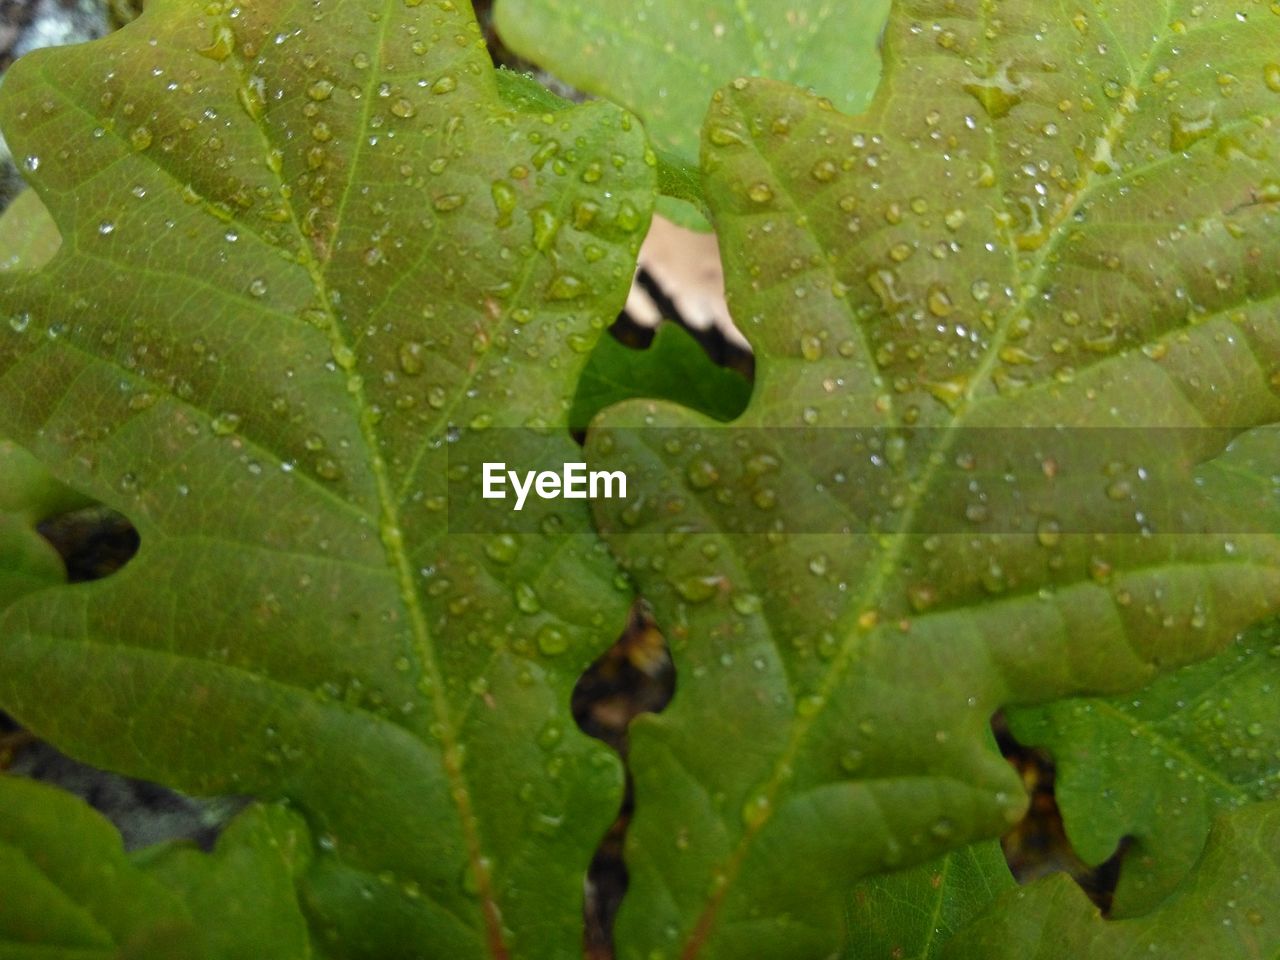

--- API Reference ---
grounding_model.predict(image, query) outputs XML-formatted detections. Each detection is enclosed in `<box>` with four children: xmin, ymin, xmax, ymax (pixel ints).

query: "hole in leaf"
<box><xmin>573</xmin><ymin>600</ymin><xmax>676</xmax><ymax>958</ymax></box>
<box><xmin>994</xmin><ymin>711</ymin><xmax>1126</xmax><ymax>913</ymax></box>
<box><xmin>37</xmin><ymin>505</ymin><xmax>140</xmax><ymax>583</ymax></box>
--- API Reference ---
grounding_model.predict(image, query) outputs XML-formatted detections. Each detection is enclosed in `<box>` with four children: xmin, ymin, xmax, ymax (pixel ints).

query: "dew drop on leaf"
<box><xmin>196</xmin><ymin>24</ymin><xmax>234</xmax><ymax>62</ymax></box>
<box><xmin>536</xmin><ymin>625</ymin><xmax>569</xmax><ymax>656</ymax></box>
<box><xmin>313</xmin><ymin>457</ymin><xmax>341</xmax><ymax>481</ymax></box>
<box><xmin>547</xmin><ymin>273</ymin><xmax>586</xmax><ymax>300</ymax></box>
<box><xmin>1169</xmin><ymin>109</ymin><xmax>1219</xmax><ymax>152</ymax></box>
<box><xmin>211</xmin><ymin>412</ymin><xmax>241</xmax><ymax>436</ymax></box>
<box><xmin>686</xmin><ymin>458</ymin><xmax>719</xmax><ymax>489</ymax></box>
<box><xmin>741</xmin><ymin>791</ymin><xmax>770</xmax><ymax>828</ymax></box>
<box><xmin>515</xmin><ymin>582</ymin><xmax>541</xmax><ymax>614</ymax></box>
<box><xmin>672</xmin><ymin>575</ymin><xmax>719</xmax><ymax>603</ymax></box>
<box><xmin>397</xmin><ymin>341</ymin><xmax>425</xmax><ymax>375</ymax></box>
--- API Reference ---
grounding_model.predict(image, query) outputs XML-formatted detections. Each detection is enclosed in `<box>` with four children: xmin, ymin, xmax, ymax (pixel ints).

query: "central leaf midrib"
<box><xmin>215</xmin><ymin>10</ymin><xmax>508</xmax><ymax>957</ymax></box>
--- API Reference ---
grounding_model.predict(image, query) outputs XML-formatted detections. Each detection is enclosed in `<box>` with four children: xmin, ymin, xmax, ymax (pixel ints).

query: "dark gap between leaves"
<box><xmin>572</xmin><ymin>601</ymin><xmax>676</xmax><ymax>960</ymax></box>
<box><xmin>993</xmin><ymin>711</ymin><xmax>1127</xmax><ymax>914</ymax></box>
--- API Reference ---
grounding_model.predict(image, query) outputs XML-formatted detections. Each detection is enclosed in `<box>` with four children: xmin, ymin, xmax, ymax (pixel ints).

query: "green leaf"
<box><xmin>137</xmin><ymin>804</ymin><xmax>314</xmax><ymax>959</ymax></box>
<box><xmin>0</xmin><ymin>773</ymin><xmax>187</xmax><ymax>955</ymax></box>
<box><xmin>0</xmin><ymin>188</ymin><xmax>61</xmax><ymax>273</ymax></box>
<box><xmin>0</xmin><ymin>774</ymin><xmax>311</xmax><ymax>958</ymax></box>
<box><xmin>844</xmin><ymin>841</ymin><xmax>1015</xmax><ymax>960</ymax></box>
<box><xmin>1007</xmin><ymin>619</ymin><xmax>1280</xmax><ymax>917</ymax></box>
<box><xmin>570</xmin><ymin>322</ymin><xmax>751</xmax><ymax>430</ymax></box>
<box><xmin>587</xmin><ymin>3</ymin><xmax>1280</xmax><ymax>957</ymax></box>
<box><xmin>941</xmin><ymin>799</ymin><xmax>1280</xmax><ymax>960</ymax></box>
<box><xmin>494</xmin><ymin>0</ymin><xmax>892</xmax><ymax>166</ymax></box>
<box><xmin>0</xmin><ymin>1</ymin><xmax>653</xmax><ymax>956</ymax></box>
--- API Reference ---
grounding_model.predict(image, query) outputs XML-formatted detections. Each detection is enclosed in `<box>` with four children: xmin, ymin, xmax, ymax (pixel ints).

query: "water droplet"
<box><xmin>331</xmin><ymin>344</ymin><xmax>356</xmax><ymax>369</ymax></box>
<box><xmin>98</xmin><ymin>220</ymin><xmax>115</xmax><ymax>236</ymax></box>
<box><xmin>907</xmin><ymin>582</ymin><xmax>938</xmax><ymax>612</ymax></box>
<box><xmin>930</xmin><ymin>817</ymin><xmax>955</xmax><ymax>840</ymax></box>
<box><xmin>615</xmin><ymin>200</ymin><xmax>642</xmax><ymax>232</ymax></box>
<box><xmin>1088</xmin><ymin>556</ymin><xmax>1113</xmax><ymax>584</ymax></box>
<box><xmin>484</xmin><ymin>534</ymin><xmax>519</xmax><ymax>565</ymax></box>
<box><xmin>129</xmin><ymin>126</ymin><xmax>152</xmax><ymax>151</ymax></box>
<box><xmin>211</xmin><ymin>412</ymin><xmax>241</xmax><ymax>436</ymax></box>
<box><xmin>1169</xmin><ymin>109</ymin><xmax>1218</xmax><ymax>152</ymax></box>
<box><xmin>315</xmin><ymin>457</ymin><xmax>342</xmax><ymax>481</ymax></box>
<box><xmin>547</xmin><ymin>273</ymin><xmax>585</xmax><ymax>300</ymax></box>
<box><xmin>927</xmin><ymin>285</ymin><xmax>954</xmax><ymax>317</ymax></box>
<box><xmin>963</xmin><ymin>62</ymin><xmax>1029</xmax><ymax>118</ymax></box>
<box><xmin>238</xmin><ymin>85</ymin><xmax>265</xmax><ymax>121</ymax></box>
<box><xmin>741</xmin><ymin>791</ymin><xmax>770</xmax><ymax>828</ymax></box>
<box><xmin>391</xmin><ymin>98</ymin><xmax>416</xmax><ymax>118</ymax></box>
<box><xmin>747</xmin><ymin>182</ymin><xmax>774</xmax><ymax>204</ymax></box>
<box><xmin>1036</xmin><ymin>517</ymin><xmax>1062</xmax><ymax>547</ymax></box>
<box><xmin>197</xmin><ymin>25</ymin><xmax>235</xmax><ymax>62</ymax></box>
<box><xmin>672</xmin><ymin>575</ymin><xmax>719</xmax><ymax>603</ymax></box>
<box><xmin>491</xmin><ymin>180</ymin><xmax>518</xmax><ymax>225</ymax></box>
<box><xmin>433</xmin><ymin>194</ymin><xmax>465</xmax><ymax>212</ymax></box>
<box><xmin>537</xmin><ymin>624</ymin><xmax>569</xmax><ymax>656</ymax></box>
<box><xmin>686</xmin><ymin>458</ymin><xmax>719</xmax><ymax>489</ymax></box>
<box><xmin>398</xmin><ymin>341</ymin><xmax>425</xmax><ymax>375</ymax></box>
<box><xmin>927</xmin><ymin>376</ymin><xmax>968</xmax><ymax>411</ymax></box>
<box><xmin>248</xmin><ymin>277</ymin><xmax>268</xmax><ymax>297</ymax></box>
<box><xmin>811</xmin><ymin>159</ymin><xmax>837</xmax><ymax>182</ymax></box>
<box><xmin>708</xmin><ymin>124</ymin><xmax>745</xmax><ymax>146</ymax></box>
<box><xmin>1265</xmin><ymin>63</ymin><xmax>1280</xmax><ymax>93</ymax></box>
<box><xmin>515</xmin><ymin>582</ymin><xmax>541</xmax><ymax>614</ymax></box>
<box><xmin>797</xmin><ymin>693</ymin><xmax>825</xmax><ymax>717</ymax></box>
<box><xmin>432</xmin><ymin>75</ymin><xmax>457</xmax><ymax>95</ymax></box>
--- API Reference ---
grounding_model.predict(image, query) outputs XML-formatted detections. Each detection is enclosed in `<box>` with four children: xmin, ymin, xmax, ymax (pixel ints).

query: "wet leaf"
<box><xmin>0</xmin><ymin>1</ymin><xmax>653</xmax><ymax>956</ymax></box>
<box><xmin>1008</xmin><ymin>619</ymin><xmax>1280</xmax><ymax>917</ymax></box>
<box><xmin>494</xmin><ymin>0</ymin><xmax>891</xmax><ymax>166</ymax></box>
<box><xmin>588</xmin><ymin>2</ymin><xmax>1280</xmax><ymax>957</ymax></box>
<box><xmin>844</xmin><ymin>841</ymin><xmax>1014</xmax><ymax>960</ymax></box>
<box><xmin>942</xmin><ymin>800</ymin><xmax>1280</xmax><ymax>959</ymax></box>
<box><xmin>0</xmin><ymin>774</ymin><xmax>311</xmax><ymax>958</ymax></box>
